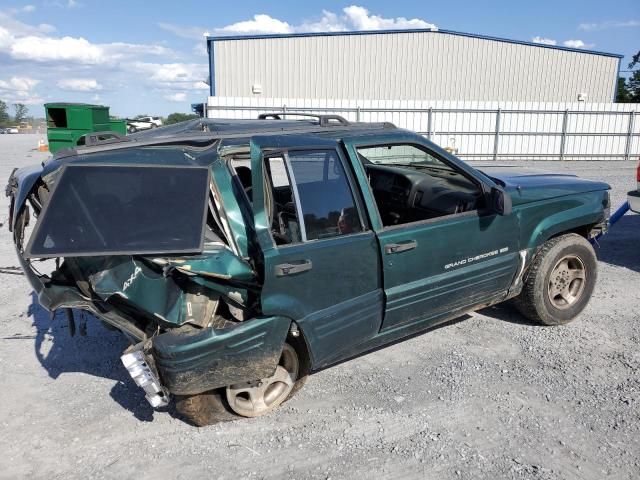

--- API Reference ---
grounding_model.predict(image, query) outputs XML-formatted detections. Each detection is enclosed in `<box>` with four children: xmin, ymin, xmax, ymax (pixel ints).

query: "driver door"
<box><xmin>342</xmin><ymin>135</ymin><xmax>521</xmax><ymax>331</ymax></box>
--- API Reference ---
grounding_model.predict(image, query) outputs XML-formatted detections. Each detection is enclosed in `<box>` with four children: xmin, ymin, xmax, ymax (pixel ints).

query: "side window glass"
<box><xmin>265</xmin><ymin>155</ymin><xmax>302</xmax><ymax>244</ymax></box>
<box><xmin>288</xmin><ymin>150</ymin><xmax>363</xmax><ymax>241</ymax></box>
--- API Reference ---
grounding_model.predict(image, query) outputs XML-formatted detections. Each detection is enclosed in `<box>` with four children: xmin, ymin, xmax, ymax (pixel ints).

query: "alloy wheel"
<box><xmin>547</xmin><ymin>254</ymin><xmax>587</xmax><ymax>309</ymax></box>
<box><xmin>226</xmin><ymin>344</ymin><xmax>299</xmax><ymax>417</ymax></box>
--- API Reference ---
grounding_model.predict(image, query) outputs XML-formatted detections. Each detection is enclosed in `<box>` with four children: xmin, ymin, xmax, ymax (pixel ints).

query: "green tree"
<box><xmin>0</xmin><ymin>100</ymin><xmax>9</xmax><ymax>126</ymax></box>
<box><xmin>13</xmin><ymin>103</ymin><xmax>28</xmax><ymax>123</ymax></box>
<box><xmin>616</xmin><ymin>77</ymin><xmax>631</xmax><ymax>102</ymax></box>
<box><xmin>165</xmin><ymin>112</ymin><xmax>199</xmax><ymax>125</ymax></box>
<box><xmin>626</xmin><ymin>50</ymin><xmax>640</xmax><ymax>103</ymax></box>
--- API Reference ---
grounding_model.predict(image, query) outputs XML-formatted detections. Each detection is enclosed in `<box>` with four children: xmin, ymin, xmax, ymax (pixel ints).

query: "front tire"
<box><xmin>513</xmin><ymin>233</ymin><xmax>597</xmax><ymax>325</ymax></box>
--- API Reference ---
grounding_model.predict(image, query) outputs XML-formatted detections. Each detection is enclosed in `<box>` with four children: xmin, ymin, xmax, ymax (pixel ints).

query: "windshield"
<box><xmin>357</xmin><ymin>144</ymin><xmax>452</xmax><ymax>171</ymax></box>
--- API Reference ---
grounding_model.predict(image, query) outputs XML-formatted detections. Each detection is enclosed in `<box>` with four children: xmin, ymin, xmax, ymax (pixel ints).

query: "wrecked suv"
<box><xmin>6</xmin><ymin>114</ymin><xmax>610</xmax><ymax>426</ymax></box>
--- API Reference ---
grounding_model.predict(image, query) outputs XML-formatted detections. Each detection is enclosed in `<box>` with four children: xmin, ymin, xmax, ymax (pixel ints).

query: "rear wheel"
<box><xmin>513</xmin><ymin>233</ymin><xmax>597</xmax><ymax>325</ymax></box>
<box><xmin>175</xmin><ymin>340</ymin><xmax>308</xmax><ymax>426</ymax></box>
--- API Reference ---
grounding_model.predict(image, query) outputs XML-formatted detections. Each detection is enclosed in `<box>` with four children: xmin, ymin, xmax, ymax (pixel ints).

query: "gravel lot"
<box><xmin>0</xmin><ymin>134</ymin><xmax>638</xmax><ymax>480</ymax></box>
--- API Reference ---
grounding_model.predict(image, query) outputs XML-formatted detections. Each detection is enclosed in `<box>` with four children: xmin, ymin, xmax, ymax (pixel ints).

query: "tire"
<box><xmin>127</xmin><ymin>126</ymin><xmax>136</xmax><ymax>134</ymax></box>
<box><xmin>174</xmin><ymin>339</ymin><xmax>309</xmax><ymax>427</ymax></box>
<box><xmin>174</xmin><ymin>390</ymin><xmax>239</xmax><ymax>427</ymax></box>
<box><xmin>513</xmin><ymin>233</ymin><xmax>597</xmax><ymax>325</ymax></box>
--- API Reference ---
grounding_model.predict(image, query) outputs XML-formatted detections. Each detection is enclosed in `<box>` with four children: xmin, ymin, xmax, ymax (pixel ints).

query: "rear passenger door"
<box><xmin>250</xmin><ymin>136</ymin><xmax>383</xmax><ymax>368</ymax></box>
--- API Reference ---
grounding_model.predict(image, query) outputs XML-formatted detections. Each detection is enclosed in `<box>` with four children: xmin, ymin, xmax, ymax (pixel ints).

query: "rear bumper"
<box><xmin>628</xmin><ymin>190</ymin><xmax>640</xmax><ymax>213</ymax></box>
<box><xmin>152</xmin><ymin>316</ymin><xmax>291</xmax><ymax>395</ymax></box>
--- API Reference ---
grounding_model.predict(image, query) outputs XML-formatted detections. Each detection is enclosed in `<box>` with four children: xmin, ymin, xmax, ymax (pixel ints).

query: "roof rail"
<box><xmin>257</xmin><ymin>112</ymin><xmax>350</xmax><ymax>126</ymax></box>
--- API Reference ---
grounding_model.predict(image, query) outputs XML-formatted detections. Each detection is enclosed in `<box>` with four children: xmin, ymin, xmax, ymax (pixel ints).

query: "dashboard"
<box><xmin>365</xmin><ymin>164</ymin><xmax>482</xmax><ymax>223</ymax></box>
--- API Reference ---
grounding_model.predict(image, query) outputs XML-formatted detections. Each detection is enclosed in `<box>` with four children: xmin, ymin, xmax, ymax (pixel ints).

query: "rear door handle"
<box><xmin>385</xmin><ymin>240</ymin><xmax>418</xmax><ymax>254</ymax></box>
<box><xmin>275</xmin><ymin>260</ymin><xmax>313</xmax><ymax>276</ymax></box>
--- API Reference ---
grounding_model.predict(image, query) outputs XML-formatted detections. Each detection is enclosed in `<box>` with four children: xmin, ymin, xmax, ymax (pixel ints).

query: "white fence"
<box><xmin>206</xmin><ymin>97</ymin><xmax>640</xmax><ymax>161</ymax></box>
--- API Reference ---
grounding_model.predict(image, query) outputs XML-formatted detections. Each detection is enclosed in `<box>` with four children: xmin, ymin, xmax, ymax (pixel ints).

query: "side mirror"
<box><xmin>490</xmin><ymin>187</ymin><xmax>512</xmax><ymax>216</ymax></box>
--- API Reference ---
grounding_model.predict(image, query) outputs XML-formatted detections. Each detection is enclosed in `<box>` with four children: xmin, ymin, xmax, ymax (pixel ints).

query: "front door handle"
<box><xmin>275</xmin><ymin>260</ymin><xmax>313</xmax><ymax>276</ymax></box>
<box><xmin>385</xmin><ymin>240</ymin><xmax>418</xmax><ymax>254</ymax></box>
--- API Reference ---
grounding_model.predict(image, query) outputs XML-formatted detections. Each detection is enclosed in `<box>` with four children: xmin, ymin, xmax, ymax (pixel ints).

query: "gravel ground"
<box><xmin>0</xmin><ymin>134</ymin><xmax>638</xmax><ymax>480</ymax></box>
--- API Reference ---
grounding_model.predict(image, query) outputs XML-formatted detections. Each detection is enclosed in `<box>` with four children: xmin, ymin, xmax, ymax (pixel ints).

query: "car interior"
<box><xmin>230</xmin><ymin>143</ymin><xmax>485</xmax><ymax>245</ymax></box>
<box><xmin>357</xmin><ymin>144</ymin><xmax>485</xmax><ymax>227</ymax></box>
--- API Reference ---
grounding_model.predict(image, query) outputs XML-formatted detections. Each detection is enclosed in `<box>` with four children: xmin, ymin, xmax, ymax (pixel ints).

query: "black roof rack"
<box><xmin>257</xmin><ymin>112</ymin><xmax>350</xmax><ymax>126</ymax></box>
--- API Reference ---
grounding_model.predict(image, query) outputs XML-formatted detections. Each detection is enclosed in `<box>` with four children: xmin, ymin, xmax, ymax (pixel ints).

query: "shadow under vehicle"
<box><xmin>6</xmin><ymin>113</ymin><xmax>611</xmax><ymax>426</ymax></box>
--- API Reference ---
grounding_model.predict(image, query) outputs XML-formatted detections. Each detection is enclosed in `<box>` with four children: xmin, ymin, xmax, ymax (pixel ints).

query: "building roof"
<box><xmin>206</xmin><ymin>28</ymin><xmax>623</xmax><ymax>59</ymax></box>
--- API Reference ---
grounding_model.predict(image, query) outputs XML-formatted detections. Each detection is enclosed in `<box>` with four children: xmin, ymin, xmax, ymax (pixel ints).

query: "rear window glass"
<box><xmin>26</xmin><ymin>164</ymin><xmax>209</xmax><ymax>258</ymax></box>
<box><xmin>288</xmin><ymin>150</ymin><xmax>362</xmax><ymax>241</ymax></box>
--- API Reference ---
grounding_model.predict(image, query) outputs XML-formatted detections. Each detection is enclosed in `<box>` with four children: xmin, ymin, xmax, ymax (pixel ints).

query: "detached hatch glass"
<box><xmin>26</xmin><ymin>164</ymin><xmax>210</xmax><ymax>258</ymax></box>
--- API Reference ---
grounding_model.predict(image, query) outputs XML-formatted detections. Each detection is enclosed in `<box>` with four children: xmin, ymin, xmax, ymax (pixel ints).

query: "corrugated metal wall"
<box><xmin>211</xmin><ymin>31</ymin><xmax>619</xmax><ymax>102</ymax></box>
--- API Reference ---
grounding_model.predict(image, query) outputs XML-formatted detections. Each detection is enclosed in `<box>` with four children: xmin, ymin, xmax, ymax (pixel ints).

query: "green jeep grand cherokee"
<box><xmin>6</xmin><ymin>114</ymin><xmax>610</xmax><ymax>426</ymax></box>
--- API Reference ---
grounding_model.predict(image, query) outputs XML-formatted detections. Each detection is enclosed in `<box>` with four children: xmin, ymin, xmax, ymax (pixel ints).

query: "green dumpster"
<box><xmin>109</xmin><ymin>119</ymin><xmax>127</xmax><ymax>135</ymax></box>
<box><xmin>45</xmin><ymin>103</ymin><xmax>126</xmax><ymax>153</ymax></box>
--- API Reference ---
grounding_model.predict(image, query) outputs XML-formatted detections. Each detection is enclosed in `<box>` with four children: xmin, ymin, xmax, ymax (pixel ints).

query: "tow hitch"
<box><xmin>120</xmin><ymin>350</ymin><xmax>170</xmax><ymax>408</ymax></box>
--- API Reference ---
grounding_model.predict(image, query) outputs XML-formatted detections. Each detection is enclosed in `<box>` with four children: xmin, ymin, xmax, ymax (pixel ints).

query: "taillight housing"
<box><xmin>636</xmin><ymin>161</ymin><xmax>640</xmax><ymax>185</ymax></box>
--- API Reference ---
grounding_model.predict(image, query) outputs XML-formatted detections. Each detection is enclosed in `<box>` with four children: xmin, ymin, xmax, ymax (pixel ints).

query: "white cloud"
<box><xmin>22</xmin><ymin>5</ymin><xmax>36</xmax><ymax>13</ymax></box>
<box><xmin>0</xmin><ymin>75</ymin><xmax>40</xmax><ymax>91</ymax></box>
<box><xmin>0</xmin><ymin>10</ymin><xmax>173</xmax><ymax>65</ymax></box>
<box><xmin>531</xmin><ymin>36</ymin><xmax>557</xmax><ymax>46</ymax></box>
<box><xmin>132</xmin><ymin>62</ymin><xmax>208</xmax><ymax>84</ymax></box>
<box><xmin>3</xmin><ymin>32</ymin><xmax>174</xmax><ymax>65</ymax></box>
<box><xmin>297</xmin><ymin>10</ymin><xmax>347</xmax><ymax>32</ymax></box>
<box><xmin>193</xmin><ymin>81</ymin><xmax>209</xmax><ymax>90</ymax></box>
<box><xmin>57</xmin><ymin>78</ymin><xmax>103</xmax><ymax>92</ymax></box>
<box><xmin>0</xmin><ymin>11</ymin><xmax>55</xmax><ymax>36</ymax></box>
<box><xmin>101</xmin><ymin>42</ymin><xmax>173</xmax><ymax>59</ymax></box>
<box><xmin>579</xmin><ymin>20</ymin><xmax>640</xmax><ymax>31</ymax></box>
<box><xmin>0</xmin><ymin>26</ymin><xmax>13</xmax><ymax>49</ymax></box>
<box><xmin>563</xmin><ymin>39</ymin><xmax>595</xmax><ymax>49</ymax></box>
<box><xmin>193</xmin><ymin>42</ymin><xmax>208</xmax><ymax>56</ymax></box>
<box><xmin>216</xmin><ymin>14</ymin><xmax>293</xmax><ymax>35</ymax></box>
<box><xmin>165</xmin><ymin>92</ymin><xmax>187</xmax><ymax>102</ymax></box>
<box><xmin>342</xmin><ymin>5</ymin><xmax>436</xmax><ymax>30</ymax></box>
<box><xmin>158</xmin><ymin>22</ymin><xmax>208</xmax><ymax>40</ymax></box>
<box><xmin>10</xmin><ymin>35</ymin><xmax>105</xmax><ymax>63</ymax></box>
<box><xmin>0</xmin><ymin>75</ymin><xmax>42</xmax><ymax>105</ymax></box>
<box><xmin>181</xmin><ymin>5</ymin><xmax>437</xmax><ymax>36</ymax></box>
<box><xmin>9</xmin><ymin>95</ymin><xmax>44</xmax><ymax>105</ymax></box>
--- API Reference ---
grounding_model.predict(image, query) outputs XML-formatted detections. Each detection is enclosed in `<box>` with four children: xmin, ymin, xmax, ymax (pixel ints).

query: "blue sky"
<box><xmin>0</xmin><ymin>0</ymin><xmax>638</xmax><ymax>118</ymax></box>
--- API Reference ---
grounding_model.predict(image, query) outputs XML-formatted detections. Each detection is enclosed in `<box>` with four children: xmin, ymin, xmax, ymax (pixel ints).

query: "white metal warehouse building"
<box><xmin>202</xmin><ymin>29</ymin><xmax>638</xmax><ymax>162</ymax></box>
<box><xmin>206</xmin><ymin>29</ymin><xmax>622</xmax><ymax>103</ymax></box>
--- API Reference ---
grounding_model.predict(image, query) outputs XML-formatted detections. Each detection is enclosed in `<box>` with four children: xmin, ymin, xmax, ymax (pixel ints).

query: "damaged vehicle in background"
<box><xmin>6</xmin><ymin>114</ymin><xmax>610</xmax><ymax>426</ymax></box>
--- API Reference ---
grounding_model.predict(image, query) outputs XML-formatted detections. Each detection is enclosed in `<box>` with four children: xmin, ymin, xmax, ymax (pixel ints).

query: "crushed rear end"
<box><xmin>5</xmin><ymin>142</ymin><xmax>290</xmax><ymax>407</ymax></box>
